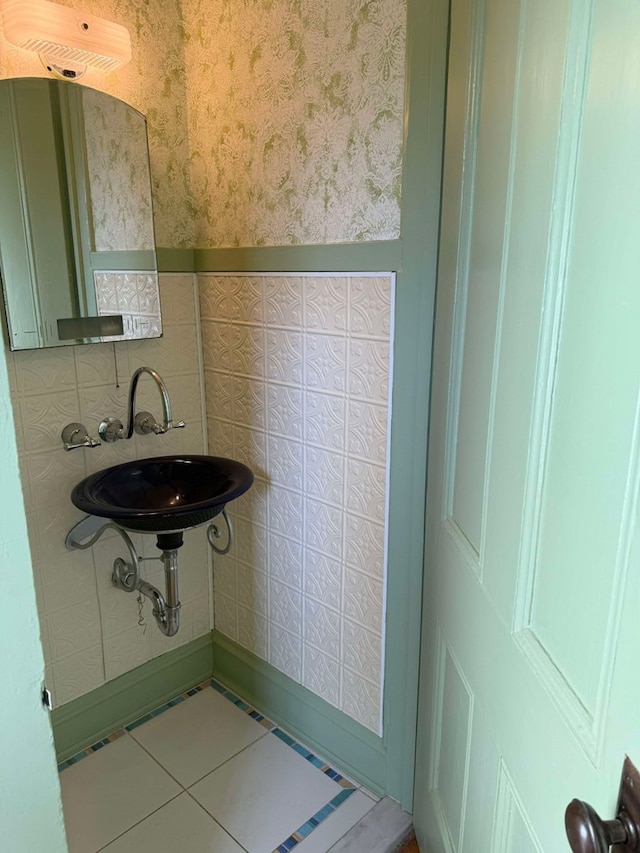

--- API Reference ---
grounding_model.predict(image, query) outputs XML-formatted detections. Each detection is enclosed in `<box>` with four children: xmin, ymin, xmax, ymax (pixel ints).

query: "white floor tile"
<box><xmin>59</xmin><ymin>734</ymin><xmax>181</xmax><ymax>853</ymax></box>
<box><xmin>128</xmin><ymin>687</ymin><xmax>267</xmax><ymax>786</ymax></box>
<box><xmin>295</xmin><ymin>791</ymin><xmax>377</xmax><ymax>852</ymax></box>
<box><xmin>190</xmin><ymin>733</ymin><xmax>344</xmax><ymax>853</ymax></box>
<box><xmin>100</xmin><ymin>793</ymin><xmax>245</xmax><ymax>853</ymax></box>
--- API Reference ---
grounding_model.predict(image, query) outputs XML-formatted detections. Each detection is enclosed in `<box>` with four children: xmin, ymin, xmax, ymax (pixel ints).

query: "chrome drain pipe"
<box><xmin>135</xmin><ymin>548</ymin><xmax>181</xmax><ymax>636</ymax></box>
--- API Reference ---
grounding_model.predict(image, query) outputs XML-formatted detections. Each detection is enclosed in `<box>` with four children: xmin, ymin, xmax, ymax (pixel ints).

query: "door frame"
<box><xmin>385</xmin><ymin>0</ymin><xmax>449</xmax><ymax>807</ymax></box>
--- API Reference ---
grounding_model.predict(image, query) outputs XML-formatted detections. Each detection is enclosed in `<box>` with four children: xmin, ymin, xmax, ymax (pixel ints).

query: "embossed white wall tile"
<box><xmin>226</xmin><ymin>277</ymin><xmax>265</xmax><ymax>325</ymax></box>
<box><xmin>265</xmin><ymin>330</ymin><xmax>304</xmax><ymax>385</ymax></box>
<box><xmin>304</xmin><ymin>499</ymin><xmax>343</xmax><ymax>560</ymax></box>
<box><xmin>269</xmin><ymin>578</ymin><xmax>302</xmax><ymax>636</ymax></box>
<box><xmin>347</xmin><ymin>400</ymin><xmax>389</xmax><ymax>464</ymax></box>
<box><xmin>233</xmin><ymin>517</ymin><xmax>269</xmax><ymax>568</ymax></box>
<box><xmin>269</xmin><ymin>624</ymin><xmax>302</xmax><ymax>682</ymax></box>
<box><xmin>47</xmin><ymin>600</ymin><xmax>103</xmax><ymax>661</ymax></box>
<box><xmin>74</xmin><ymin>342</ymin><xmax>126</xmax><ymax>388</ymax></box>
<box><xmin>208</xmin><ymin>417</ymin><xmax>234</xmax><ymax>458</ymax></box>
<box><xmin>345</xmin><ymin>459</ymin><xmax>387</xmax><ymax>519</ymax></box>
<box><xmin>205</xmin><ymin>371</ymin><xmax>234</xmax><ymax>422</ymax></box>
<box><xmin>342</xmin><ymin>619</ymin><xmax>382</xmax><ymax>685</ymax></box>
<box><xmin>198</xmin><ymin>279</ymin><xmax>227</xmax><ymax>321</ymax></box>
<box><xmin>201</xmin><ymin>321</ymin><xmax>234</xmax><ymax>372</ymax></box>
<box><xmin>344</xmin><ymin>568</ymin><xmax>384</xmax><ymax>634</ymax></box>
<box><xmin>95</xmin><ymin>273</ymin><xmax>119</xmax><ymax>313</ymax></box>
<box><xmin>232</xmin><ymin>377</ymin><xmax>267</xmax><ymax>430</ymax></box>
<box><xmin>78</xmin><ymin>384</ymin><xmax>129</xmax><ymax>437</ymax></box>
<box><xmin>19</xmin><ymin>391</ymin><xmax>83</xmax><ymax>453</ymax></box>
<box><xmin>237</xmin><ymin>605</ymin><xmax>268</xmax><ymax>659</ymax></box>
<box><xmin>54</xmin><ymin>644</ymin><xmax>105</xmax><ymax>706</ymax></box>
<box><xmin>201</xmin><ymin>273</ymin><xmax>392</xmax><ymax>733</ymax></box>
<box><xmin>305</xmin><ymin>447</ymin><xmax>345</xmax><ymax>506</ymax></box>
<box><xmin>304</xmin><ymin>334</ymin><xmax>347</xmax><ymax>394</ymax></box>
<box><xmin>345</xmin><ymin>516</ymin><xmax>385</xmax><ymax>579</ymax></box>
<box><xmin>348</xmin><ymin>339</ymin><xmax>391</xmax><ymax>403</ymax></box>
<box><xmin>215</xmin><ymin>593</ymin><xmax>238</xmax><ymax>641</ymax></box>
<box><xmin>237</xmin><ymin>562</ymin><xmax>269</xmax><ymax>616</ymax></box>
<box><xmin>268</xmin><ymin>436</ymin><xmax>304</xmax><ymax>491</ymax></box>
<box><xmin>126</xmin><ymin>324</ymin><xmax>199</xmax><ymax>377</ymax></box>
<box><xmin>213</xmin><ymin>553</ymin><xmax>238</xmax><ymax>600</ymax></box>
<box><xmin>104</xmin><ymin>623</ymin><xmax>153</xmax><ymax>681</ymax></box>
<box><xmin>268</xmin><ymin>485</ymin><xmax>304</xmax><ymax>542</ymax></box>
<box><xmin>189</xmin><ymin>594</ymin><xmax>212</xmax><ymax>640</ymax></box>
<box><xmin>265</xmin><ymin>278</ymin><xmax>303</xmax><ymax>327</ymax></box>
<box><xmin>305</xmin><ymin>599</ymin><xmax>341</xmax><ymax>659</ymax></box>
<box><xmin>268</xmin><ymin>534</ymin><xmax>303</xmax><ymax>589</ymax></box>
<box><xmin>230</xmin><ymin>325</ymin><xmax>266</xmax><ymax>378</ymax></box>
<box><xmin>349</xmin><ymin>277</ymin><xmax>392</xmax><ymax>339</ymax></box>
<box><xmin>341</xmin><ymin>668</ymin><xmax>381</xmax><ymax>734</ymax></box>
<box><xmin>304</xmin><ymin>278</ymin><xmax>348</xmax><ymax>332</ymax></box>
<box><xmin>24</xmin><ymin>451</ymin><xmax>87</xmax><ymax>512</ymax></box>
<box><xmin>266</xmin><ymin>383</ymin><xmax>304</xmax><ymax>439</ymax></box>
<box><xmin>232</xmin><ymin>478</ymin><xmax>269</xmax><ymax>528</ymax></box>
<box><xmin>233</xmin><ymin>425</ymin><xmax>268</xmax><ymax>474</ymax></box>
<box><xmin>304</xmin><ymin>646</ymin><xmax>340</xmax><ymax>708</ymax></box>
<box><xmin>11</xmin><ymin>347</ymin><xmax>77</xmax><ymax>394</ymax></box>
<box><xmin>304</xmin><ymin>549</ymin><xmax>343</xmax><ymax>612</ymax></box>
<box><xmin>36</xmin><ymin>546</ymin><xmax>97</xmax><ymax>616</ymax></box>
<box><xmin>304</xmin><ymin>392</ymin><xmax>346</xmax><ymax>451</ymax></box>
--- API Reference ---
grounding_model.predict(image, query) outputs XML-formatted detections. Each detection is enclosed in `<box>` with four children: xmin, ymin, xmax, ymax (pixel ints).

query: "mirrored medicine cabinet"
<box><xmin>0</xmin><ymin>77</ymin><xmax>162</xmax><ymax>350</ymax></box>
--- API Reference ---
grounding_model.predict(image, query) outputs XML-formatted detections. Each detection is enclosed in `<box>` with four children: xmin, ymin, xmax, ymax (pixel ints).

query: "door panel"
<box><xmin>415</xmin><ymin>0</ymin><xmax>640</xmax><ymax>849</ymax></box>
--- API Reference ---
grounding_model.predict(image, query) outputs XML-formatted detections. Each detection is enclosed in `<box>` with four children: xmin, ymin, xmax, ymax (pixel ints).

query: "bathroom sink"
<box><xmin>70</xmin><ymin>454</ymin><xmax>254</xmax><ymax>533</ymax></box>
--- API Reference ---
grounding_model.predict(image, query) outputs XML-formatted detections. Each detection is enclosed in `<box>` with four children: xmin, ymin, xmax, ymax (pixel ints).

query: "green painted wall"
<box><xmin>0</xmin><ymin>350</ymin><xmax>68</xmax><ymax>851</ymax></box>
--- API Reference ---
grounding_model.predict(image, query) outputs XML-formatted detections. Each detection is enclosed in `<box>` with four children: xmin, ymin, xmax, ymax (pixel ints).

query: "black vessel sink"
<box><xmin>71</xmin><ymin>455</ymin><xmax>254</xmax><ymax>533</ymax></box>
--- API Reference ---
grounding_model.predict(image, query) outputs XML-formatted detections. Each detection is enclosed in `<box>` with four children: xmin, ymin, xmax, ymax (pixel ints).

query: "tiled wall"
<box><xmin>200</xmin><ymin>274</ymin><xmax>392</xmax><ymax>734</ymax></box>
<box><xmin>6</xmin><ymin>274</ymin><xmax>209</xmax><ymax>706</ymax></box>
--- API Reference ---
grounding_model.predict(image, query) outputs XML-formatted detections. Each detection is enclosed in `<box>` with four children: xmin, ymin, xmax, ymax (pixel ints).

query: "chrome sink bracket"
<box><xmin>207</xmin><ymin>509</ymin><xmax>233</xmax><ymax>555</ymax></box>
<box><xmin>65</xmin><ymin>515</ymin><xmax>141</xmax><ymax>592</ymax></box>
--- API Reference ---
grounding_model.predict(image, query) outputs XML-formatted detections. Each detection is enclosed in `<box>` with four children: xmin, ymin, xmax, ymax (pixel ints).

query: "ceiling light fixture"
<box><xmin>0</xmin><ymin>0</ymin><xmax>131</xmax><ymax>79</ymax></box>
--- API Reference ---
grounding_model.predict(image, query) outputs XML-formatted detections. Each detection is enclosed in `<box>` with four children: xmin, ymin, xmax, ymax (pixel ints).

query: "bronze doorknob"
<box><xmin>565</xmin><ymin>799</ymin><xmax>637</xmax><ymax>852</ymax></box>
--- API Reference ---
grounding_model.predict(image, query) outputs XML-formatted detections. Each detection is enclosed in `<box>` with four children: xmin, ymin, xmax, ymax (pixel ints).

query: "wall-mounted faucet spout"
<box><xmin>98</xmin><ymin>365</ymin><xmax>185</xmax><ymax>443</ymax></box>
<box><xmin>125</xmin><ymin>365</ymin><xmax>183</xmax><ymax>438</ymax></box>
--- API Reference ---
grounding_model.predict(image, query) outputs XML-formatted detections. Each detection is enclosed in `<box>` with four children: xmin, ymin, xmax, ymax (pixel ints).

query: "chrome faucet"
<box><xmin>98</xmin><ymin>366</ymin><xmax>185</xmax><ymax>442</ymax></box>
<box><xmin>125</xmin><ymin>366</ymin><xmax>185</xmax><ymax>438</ymax></box>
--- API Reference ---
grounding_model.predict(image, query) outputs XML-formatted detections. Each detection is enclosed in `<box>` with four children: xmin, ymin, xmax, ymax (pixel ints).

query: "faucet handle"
<box><xmin>134</xmin><ymin>412</ymin><xmax>186</xmax><ymax>435</ymax></box>
<box><xmin>61</xmin><ymin>422</ymin><xmax>102</xmax><ymax>451</ymax></box>
<box><xmin>134</xmin><ymin>411</ymin><xmax>163</xmax><ymax>435</ymax></box>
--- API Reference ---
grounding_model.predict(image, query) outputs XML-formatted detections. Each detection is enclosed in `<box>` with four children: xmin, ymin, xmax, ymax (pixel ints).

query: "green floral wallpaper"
<box><xmin>1</xmin><ymin>0</ymin><xmax>406</xmax><ymax>247</ymax></box>
<box><xmin>183</xmin><ymin>0</ymin><xmax>407</xmax><ymax>246</ymax></box>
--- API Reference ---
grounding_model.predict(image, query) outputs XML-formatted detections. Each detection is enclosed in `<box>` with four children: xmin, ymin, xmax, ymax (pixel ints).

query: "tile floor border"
<box><xmin>59</xmin><ymin>676</ymin><xmax>364</xmax><ymax>853</ymax></box>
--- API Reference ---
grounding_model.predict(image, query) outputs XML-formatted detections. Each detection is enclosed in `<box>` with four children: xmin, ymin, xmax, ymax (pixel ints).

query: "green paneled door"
<box><xmin>414</xmin><ymin>0</ymin><xmax>640</xmax><ymax>850</ymax></box>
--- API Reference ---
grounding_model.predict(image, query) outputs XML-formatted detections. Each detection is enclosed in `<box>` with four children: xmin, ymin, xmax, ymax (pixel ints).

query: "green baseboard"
<box><xmin>51</xmin><ymin>634</ymin><xmax>214</xmax><ymax>762</ymax></box>
<box><xmin>211</xmin><ymin>630</ymin><xmax>387</xmax><ymax>796</ymax></box>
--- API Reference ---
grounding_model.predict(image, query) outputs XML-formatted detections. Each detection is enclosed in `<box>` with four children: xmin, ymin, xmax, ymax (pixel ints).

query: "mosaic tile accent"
<box><xmin>59</xmin><ymin>678</ymin><xmax>359</xmax><ymax>852</ymax></box>
<box><xmin>57</xmin><ymin>729</ymin><xmax>126</xmax><ymax>772</ymax></box>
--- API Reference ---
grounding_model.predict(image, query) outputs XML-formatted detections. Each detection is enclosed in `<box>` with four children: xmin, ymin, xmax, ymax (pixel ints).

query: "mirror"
<box><xmin>0</xmin><ymin>77</ymin><xmax>162</xmax><ymax>350</ymax></box>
